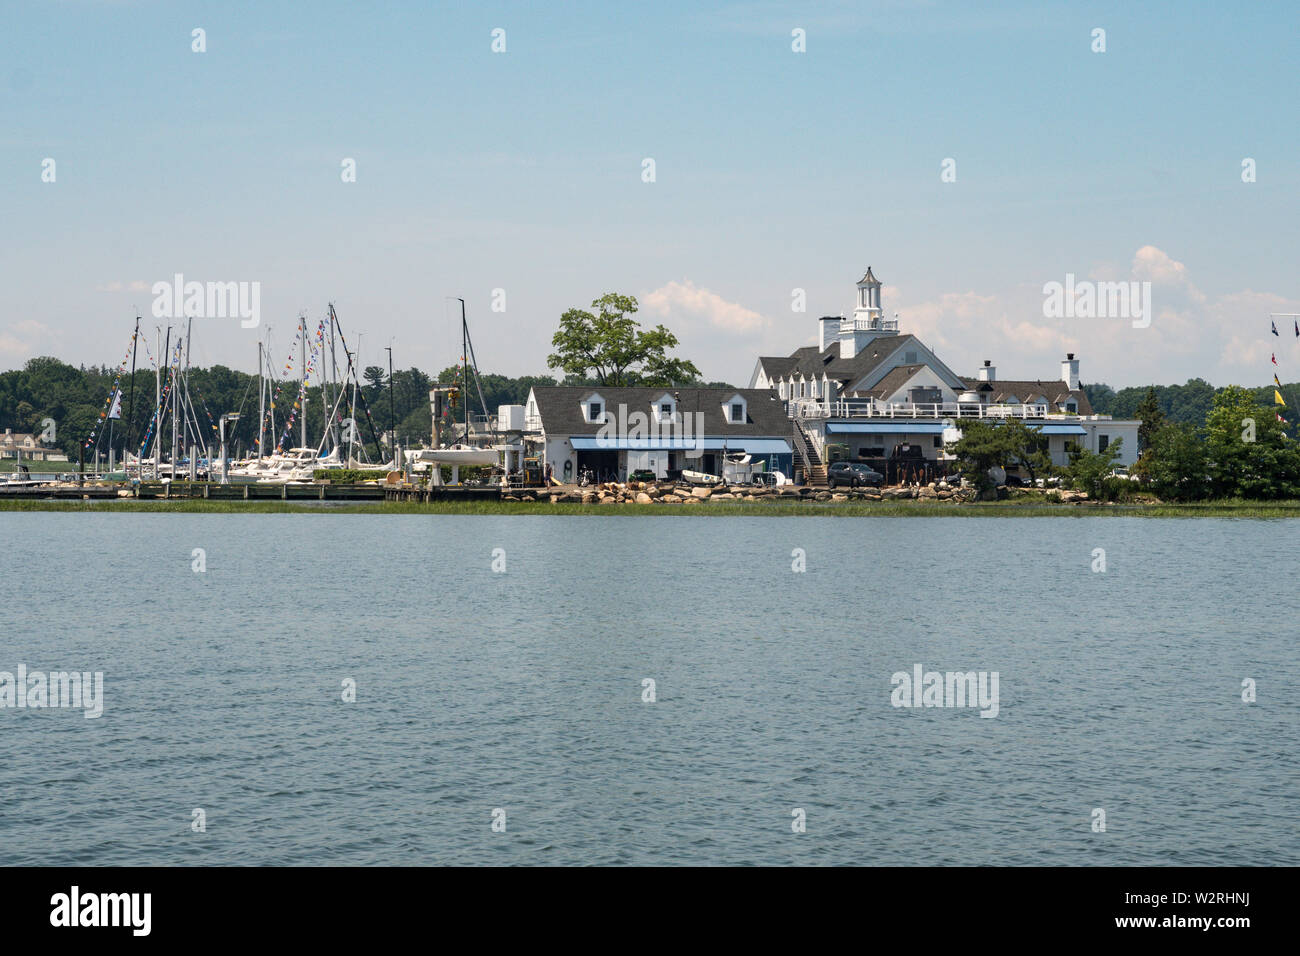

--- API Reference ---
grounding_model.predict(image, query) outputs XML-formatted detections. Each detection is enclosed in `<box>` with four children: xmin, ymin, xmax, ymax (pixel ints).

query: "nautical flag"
<box><xmin>108</xmin><ymin>388</ymin><xmax>123</xmax><ymax>420</ymax></box>
<box><xmin>1295</xmin><ymin>319</ymin><xmax>1299</xmax><ymax>336</ymax></box>
<box><xmin>1272</xmin><ymin>320</ymin><xmax>1279</xmax><ymax>336</ymax></box>
<box><xmin>1275</xmin><ymin>374</ymin><xmax>1283</xmax><ymax>388</ymax></box>
<box><xmin>1273</xmin><ymin>354</ymin><xmax>1279</xmax><ymax>366</ymax></box>
<box><xmin>1275</xmin><ymin>390</ymin><xmax>1286</xmax><ymax>406</ymax></box>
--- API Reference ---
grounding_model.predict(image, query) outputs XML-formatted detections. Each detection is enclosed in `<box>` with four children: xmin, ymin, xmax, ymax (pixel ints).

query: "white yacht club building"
<box><xmin>749</xmin><ymin>268</ymin><xmax>1139</xmax><ymax>482</ymax></box>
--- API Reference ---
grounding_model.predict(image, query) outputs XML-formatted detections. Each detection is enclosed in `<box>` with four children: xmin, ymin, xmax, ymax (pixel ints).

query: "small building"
<box><xmin>524</xmin><ymin>386</ymin><xmax>794</xmax><ymax>482</ymax></box>
<box><xmin>0</xmin><ymin>428</ymin><xmax>68</xmax><ymax>462</ymax></box>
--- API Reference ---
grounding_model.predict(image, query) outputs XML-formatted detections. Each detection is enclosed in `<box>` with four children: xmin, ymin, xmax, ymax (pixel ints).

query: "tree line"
<box><xmin>948</xmin><ymin>385</ymin><xmax>1300</xmax><ymax>501</ymax></box>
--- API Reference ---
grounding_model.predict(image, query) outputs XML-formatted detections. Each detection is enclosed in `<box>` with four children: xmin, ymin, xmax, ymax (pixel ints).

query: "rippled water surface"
<box><xmin>1</xmin><ymin>513</ymin><xmax>1296</xmax><ymax>865</ymax></box>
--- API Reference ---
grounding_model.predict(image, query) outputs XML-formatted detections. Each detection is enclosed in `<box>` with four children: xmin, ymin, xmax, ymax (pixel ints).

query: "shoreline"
<box><xmin>2</xmin><ymin>497</ymin><xmax>1298</xmax><ymax>518</ymax></box>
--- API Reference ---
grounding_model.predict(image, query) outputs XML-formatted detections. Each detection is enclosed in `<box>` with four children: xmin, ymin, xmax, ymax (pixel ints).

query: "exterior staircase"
<box><xmin>791</xmin><ymin>420</ymin><xmax>828</xmax><ymax>487</ymax></box>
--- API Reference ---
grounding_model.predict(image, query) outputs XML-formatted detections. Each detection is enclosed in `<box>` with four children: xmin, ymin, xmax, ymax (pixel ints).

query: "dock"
<box><xmin>0</xmin><ymin>480</ymin><xmax>504</xmax><ymax>503</ymax></box>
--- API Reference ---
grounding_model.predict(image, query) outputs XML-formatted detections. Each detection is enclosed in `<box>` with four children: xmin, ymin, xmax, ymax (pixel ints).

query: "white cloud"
<box><xmin>876</xmin><ymin>246</ymin><xmax>1297</xmax><ymax>387</ymax></box>
<box><xmin>642</xmin><ymin>280</ymin><xmax>768</xmax><ymax>333</ymax></box>
<box><xmin>0</xmin><ymin>320</ymin><xmax>54</xmax><ymax>360</ymax></box>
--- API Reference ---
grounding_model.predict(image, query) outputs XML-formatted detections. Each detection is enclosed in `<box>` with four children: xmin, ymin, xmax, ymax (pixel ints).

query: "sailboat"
<box><xmin>405</xmin><ymin>298</ymin><xmax>508</xmax><ymax>484</ymax></box>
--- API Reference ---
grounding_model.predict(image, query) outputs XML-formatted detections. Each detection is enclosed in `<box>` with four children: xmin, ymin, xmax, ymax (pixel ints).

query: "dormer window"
<box><xmin>582</xmin><ymin>393</ymin><xmax>606</xmax><ymax>424</ymax></box>
<box><xmin>722</xmin><ymin>394</ymin><xmax>747</xmax><ymax>424</ymax></box>
<box><xmin>651</xmin><ymin>393</ymin><xmax>676</xmax><ymax>424</ymax></box>
<box><xmin>1063</xmin><ymin>400</ymin><xmax>1078</xmax><ymax>414</ymax></box>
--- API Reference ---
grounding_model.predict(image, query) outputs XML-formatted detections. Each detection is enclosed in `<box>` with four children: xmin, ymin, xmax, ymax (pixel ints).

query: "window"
<box><xmin>731</xmin><ymin>403</ymin><xmax>744</xmax><ymax>422</ymax></box>
<box><xmin>1098</xmin><ymin>435</ymin><xmax>1109</xmax><ymax>452</ymax></box>
<box><xmin>588</xmin><ymin>401</ymin><xmax>602</xmax><ymax>420</ymax></box>
<box><xmin>904</xmin><ymin>351</ymin><xmax>918</xmax><ymax>364</ymax></box>
<box><xmin>799</xmin><ymin>382</ymin><xmax>805</xmax><ymax>398</ymax></box>
<box><xmin>660</xmin><ymin>403</ymin><xmax>672</xmax><ymax>417</ymax></box>
<box><xmin>933</xmin><ymin>436</ymin><xmax>942</xmax><ymax>448</ymax></box>
<box><xmin>1064</xmin><ymin>401</ymin><xmax>1077</xmax><ymax>413</ymax></box>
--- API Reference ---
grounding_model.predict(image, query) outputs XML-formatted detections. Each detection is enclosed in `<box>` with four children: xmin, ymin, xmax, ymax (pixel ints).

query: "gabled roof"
<box><xmin>857</xmin><ymin>364</ymin><xmax>933</xmax><ymax>399</ymax></box>
<box><xmin>527</xmin><ymin>386</ymin><xmax>790</xmax><ymax>436</ymax></box>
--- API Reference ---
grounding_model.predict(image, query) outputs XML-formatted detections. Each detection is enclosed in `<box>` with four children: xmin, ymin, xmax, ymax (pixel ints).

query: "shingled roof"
<box><xmin>960</xmin><ymin>378</ymin><xmax>1093</xmax><ymax>415</ymax></box>
<box><xmin>528</xmin><ymin>386</ymin><xmax>791</xmax><ymax>436</ymax></box>
<box><xmin>758</xmin><ymin>334</ymin><xmax>928</xmax><ymax>388</ymax></box>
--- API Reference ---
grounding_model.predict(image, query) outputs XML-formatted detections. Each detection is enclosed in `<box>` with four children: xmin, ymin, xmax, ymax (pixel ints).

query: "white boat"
<box><xmin>409</xmin><ymin>444</ymin><xmax>498</xmax><ymax>466</ymax></box>
<box><xmin>681</xmin><ymin>469</ymin><xmax>723</xmax><ymax>486</ymax></box>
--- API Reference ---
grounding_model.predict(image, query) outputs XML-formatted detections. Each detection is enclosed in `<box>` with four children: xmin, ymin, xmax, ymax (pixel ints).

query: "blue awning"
<box><xmin>1032</xmin><ymin>424</ymin><xmax>1087</xmax><ymax>436</ymax></box>
<box><xmin>825</xmin><ymin>422</ymin><xmax>948</xmax><ymax>435</ymax></box>
<box><xmin>570</xmin><ymin>437</ymin><xmax>791</xmax><ymax>452</ymax></box>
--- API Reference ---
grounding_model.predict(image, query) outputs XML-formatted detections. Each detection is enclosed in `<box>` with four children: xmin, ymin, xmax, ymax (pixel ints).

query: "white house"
<box><xmin>750</xmin><ymin>268</ymin><xmax>1140</xmax><ymax>480</ymax></box>
<box><xmin>522</xmin><ymin>386</ymin><xmax>794</xmax><ymax>483</ymax></box>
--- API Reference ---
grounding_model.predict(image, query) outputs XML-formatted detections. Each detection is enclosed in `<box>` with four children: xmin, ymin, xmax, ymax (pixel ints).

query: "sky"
<box><xmin>2</xmin><ymin>0</ymin><xmax>1297</xmax><ymax>390</ymax></box>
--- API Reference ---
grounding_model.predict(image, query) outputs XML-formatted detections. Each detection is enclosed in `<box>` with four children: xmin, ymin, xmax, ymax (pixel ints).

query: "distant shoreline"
<box><xmin>2</xmin><ymin>498</ymin><xmax>1298</xmax><ymax>518</ymax></box>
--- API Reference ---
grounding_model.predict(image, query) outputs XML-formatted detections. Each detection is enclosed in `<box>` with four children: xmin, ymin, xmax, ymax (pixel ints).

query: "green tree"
<box><xmin>1000</xmin><ymin>418</ymin><xmax>1055</xmax><ymax>485</ymax></box>
<box><xmin>1135</xmin><ymin>386</ymin><xmax>1165</xmax><ymax>453</ymax></box>
<box><xmin>1063</xmin><ymin>438</ymin><xmax>1122</xmax><ymax>498</ymax></box>
<box><xmin>1144</xmin><ymin>423</ymin><xmax>1209</xmax><ymax>501</ymax></box>
<box><xmin>945</xmin><ymin>420</ymin><xmax>1015</xmax><ymax>491</ymax></box>
<box><xmin>547</xmin><ymin>293</ymin><xmax>700</xmax><ymax>387</ymax></box>
<box><xmin>1203</xmin><ymin>385</ymin><xmax>1300</xmax><ymax>498</ymax></box>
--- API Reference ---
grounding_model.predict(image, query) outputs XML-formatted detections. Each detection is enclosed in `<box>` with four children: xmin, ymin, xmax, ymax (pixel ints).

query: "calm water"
<box><xmin>0</xmin><ymin>512</ymin><xmax>1296</xmax><ymax>866</ymax></box>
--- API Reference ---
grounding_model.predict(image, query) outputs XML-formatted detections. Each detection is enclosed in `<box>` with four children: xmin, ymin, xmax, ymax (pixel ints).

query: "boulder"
<box><xmin>635</xmin><ymin>492</ymin><xmax>653</xmax><ymax>504</ymax></box>
<box><xmin>691</xmin><ymin>486</ymin><xmax>713</xmax><ymax>499</ymax></box>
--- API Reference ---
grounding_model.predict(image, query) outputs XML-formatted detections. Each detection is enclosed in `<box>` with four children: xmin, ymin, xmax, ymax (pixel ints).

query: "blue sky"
<box><xmin>2</xmin><ymin>0</ymin><xmax>1297</xmax><ymax>388</ymax></box>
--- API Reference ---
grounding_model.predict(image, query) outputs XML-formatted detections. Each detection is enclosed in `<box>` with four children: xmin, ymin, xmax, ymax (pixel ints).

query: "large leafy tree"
<box><xmin>547</xmin><ymin>293</ymin><xmax>700</xmax><ymax>387</ymax></box>
<box><xmin>1144</xmin><ymin>423</ymin><xmax>1209</xmax><ymax>501</ymax></box>
<box><xmin>1203</xmin><ymin>385</ymin><xmax>1300</xmax><ymax>498</ymax></box>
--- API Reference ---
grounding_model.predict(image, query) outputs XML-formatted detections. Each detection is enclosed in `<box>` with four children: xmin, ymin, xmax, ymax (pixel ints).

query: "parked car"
<box><xmin>1108</xmin><ymin>466</ymin><xmax>1141</xmax><ymax>481</ymax></box>
<box><xmin>827</xmin><ymin>461</ymin><xmax>884</xmax><ymax>488</ymax></box>
<box><xmin>628</xmin><ymin>469</ymin><xmax>657</xmax><ymax>483</ymax></box>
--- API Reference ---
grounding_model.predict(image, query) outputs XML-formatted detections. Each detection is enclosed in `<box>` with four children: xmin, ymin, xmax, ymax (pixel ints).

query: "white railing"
<box><xmin>789</xmin><ymin>400</ymin><xmax>1051</xmax><ymax>420</ymax></box>
<box><xmin>841</xmin><ymin>316</ymin><xmax>899</xmax><ymax>333</ymax></box>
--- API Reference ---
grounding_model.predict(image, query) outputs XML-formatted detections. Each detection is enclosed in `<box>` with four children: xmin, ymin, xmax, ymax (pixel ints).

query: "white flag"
<box><xmin>108</xmin><ymin>388</ymin><xmax>123</xmax><ymax>420</ymax></box>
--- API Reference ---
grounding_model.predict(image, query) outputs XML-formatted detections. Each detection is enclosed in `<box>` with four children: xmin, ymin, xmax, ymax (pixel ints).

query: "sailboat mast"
<box><xmin>460</xmin><ymin>298</ymin><xmax>468</xmax><ymax>442</ymax></box>
<box><xmin>300</xmin><ymin>314</ymin><xmax>307</xmax><ymax>449</ymax></box>
<box><xmin>125</xmin><ymin>315</ymin><xmax>139</xmax><ymax>466</ymax></box>
<box><xmin>257</xmin><ymin>338</ymin><xmax>265</xmax><ymax>460</ymax></box>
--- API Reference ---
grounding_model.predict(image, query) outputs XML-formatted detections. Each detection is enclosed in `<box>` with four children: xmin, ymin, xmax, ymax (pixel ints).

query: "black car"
<box><xmin>827</xmin><ymin>461</ymin><xmax>884</xmax><ymax>488</ymax></box>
